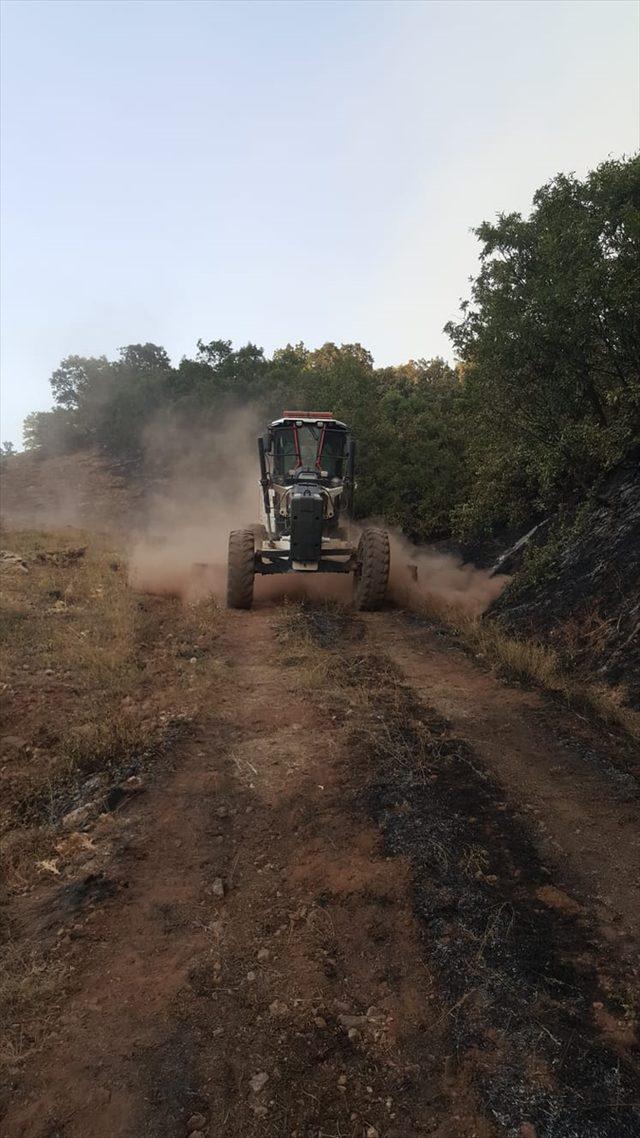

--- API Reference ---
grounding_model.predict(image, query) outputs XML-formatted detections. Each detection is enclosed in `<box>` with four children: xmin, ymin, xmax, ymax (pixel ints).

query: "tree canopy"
<box><xmin>446</xmin><ymin>155</ymin><xmax>639</xmax><ymax>536</ymax></box>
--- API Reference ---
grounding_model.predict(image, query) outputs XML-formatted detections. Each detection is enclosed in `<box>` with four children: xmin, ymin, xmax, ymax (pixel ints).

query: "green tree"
<box><xmin>23</xmin><ymin>408</ymin><xmax>83</xmax><ymax>455</ymax></box>
<box><xmin>446</xmin><ymin>154</ymin><xmax>640</xmax><ymax>537</ymax></box>
<box><xmin>45</xmin><ymin>344</ymin><xmax>173</xmax><ymax>455</ymax></box>
<box><xmin>373</xmin><ymin>359</ymin><xmax>467</xmax><ymax>538</ymax></box>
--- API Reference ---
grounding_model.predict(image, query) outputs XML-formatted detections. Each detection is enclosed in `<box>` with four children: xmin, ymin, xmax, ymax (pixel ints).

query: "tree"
<box><xmin>23</xmin><ymin>408</ymin><xmax>83</xmax><ymax>455</ymax></box>
<box><xmin>50</xmin><ymin>355</ymin><xmax>110</xmax><ymax>410</ymax></box>
<box><xmin>446</xmin><ymin>154</ymin><xmax>640</xmax><ymax>537</ymax></box>
<box><xmin>118</xmin><ymin>343</ymin><xmax>171</xmax><ymax>371</ymax></box>
<box><xmin>45</xmin><ymin>344</ymin><xmax>173</xmax><ymax>456</ymax></box>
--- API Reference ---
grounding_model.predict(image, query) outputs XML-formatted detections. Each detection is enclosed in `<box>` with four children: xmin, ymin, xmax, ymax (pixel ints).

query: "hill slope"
<box><xmin>491</xmin><ymin>453</ymin><xmax>640</xmax><ymax>707</ymax></box>
<box><xmin>1</xmin><ymin>450</ymin><xmax>141</xmax><ymax>531</ymax></box>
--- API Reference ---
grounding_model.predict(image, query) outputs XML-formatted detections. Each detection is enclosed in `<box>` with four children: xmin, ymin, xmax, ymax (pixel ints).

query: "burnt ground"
<box><xmin>351</xmin><ymin>657</ymin><xmax>639</xmax><ymax>1136</ymax></box>
<box><xmin>1</xmin><ymin>599</ymin><xmax>639</xmax><ymax>1138</ymax></box>
<box><xmin>490</xmin><ymin>454</ymin><xmax>640</xmax><ymax>706</ymax></box>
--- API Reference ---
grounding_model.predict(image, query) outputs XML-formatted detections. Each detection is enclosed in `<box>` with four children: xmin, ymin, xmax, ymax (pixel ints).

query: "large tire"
<box><xmin>227</xmin><ymin>529</ymin><xmax>255</xmax><ymax>609</ymax></box>
<box><xmin>354</xmin><ymin>527</ymin><xmax>390</xmax><ymax>611</ymax></box>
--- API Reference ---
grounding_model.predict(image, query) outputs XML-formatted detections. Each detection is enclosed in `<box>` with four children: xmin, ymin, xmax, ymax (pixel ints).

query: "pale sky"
<box><xmin>1</xmin><ymin>0</ymin><xmax>638</xmax><ymax>446</ymax></box>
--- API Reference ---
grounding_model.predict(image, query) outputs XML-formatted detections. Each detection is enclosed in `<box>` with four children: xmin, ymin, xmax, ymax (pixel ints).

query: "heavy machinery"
<box><xmin>227</xmin><ymin>412</ymin><xmax>389</xmax><ymax>610</ymax></box>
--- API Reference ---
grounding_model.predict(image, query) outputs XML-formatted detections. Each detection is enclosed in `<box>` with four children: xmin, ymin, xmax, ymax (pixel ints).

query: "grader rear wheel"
<box><xmin>354</xmin><ymin>527</ymin><xmax>390</xmax><ymax>611</ymax></box>
<box><xmin>227</xmin><ymin>529</ymin><xmax>255</xmax><ymax>609</ymax></box>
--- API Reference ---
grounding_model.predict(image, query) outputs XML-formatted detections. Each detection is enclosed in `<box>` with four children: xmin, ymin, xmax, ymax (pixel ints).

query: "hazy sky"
<box><xmin>1</xmin><ymin>0</ymin><xmax>638</xmax><ymax>445</ymax></box>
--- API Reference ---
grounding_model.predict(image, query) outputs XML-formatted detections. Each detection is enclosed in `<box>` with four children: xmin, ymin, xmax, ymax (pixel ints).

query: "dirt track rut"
<box><xmin>366</xmin><ymin>611</ymin><xmax>640</xmax><ymax>943</ymax></box>
<box><xmin>3</xmin><ymin>603</ymin><xmax>639</xmax><ymax>1138</ymax></box>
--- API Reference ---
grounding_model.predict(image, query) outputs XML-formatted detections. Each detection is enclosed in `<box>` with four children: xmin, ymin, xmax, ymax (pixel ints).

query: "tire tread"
<box><xmin>354</xmin><ymin>527</ymin><xmax>390</xmax><ymax>611</ymax></box>
<box><xmin>227</xmin><ymin>529</ymin><xmax>255</xmax><ymax>609</ymax></box>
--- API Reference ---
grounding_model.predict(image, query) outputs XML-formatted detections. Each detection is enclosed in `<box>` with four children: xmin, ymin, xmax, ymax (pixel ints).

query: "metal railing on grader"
<box><xmin>227</xmin><ymin>412</ymin><xmax>390</xmax><ymax>610</ymax></box>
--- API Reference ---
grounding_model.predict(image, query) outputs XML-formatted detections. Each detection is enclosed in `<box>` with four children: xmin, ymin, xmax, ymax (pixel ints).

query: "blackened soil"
<box><xmin>290</xmin><ymin>598</ymin><xmax>366</xmax><ymax>647</ymax></box>
<box><xmin>348</xmin><ymin>657</ymin><xmax>640</xmax><ymax>1138</ymax></box>
<box><xmin>492</xmin><ymin>455</ymin><xmax>640</xmax><ymax>706</ymax></box>
<box><xmin>398</xmin><ymin>607</ymin><xmax>640</xmax><ymax>792</ymax></box>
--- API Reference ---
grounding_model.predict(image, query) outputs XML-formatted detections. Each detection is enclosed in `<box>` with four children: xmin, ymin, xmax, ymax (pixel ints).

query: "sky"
<box><xmin>1</xmin><ymin>0</ymin><xmax>638</xmax><ymax>446</ymax></box>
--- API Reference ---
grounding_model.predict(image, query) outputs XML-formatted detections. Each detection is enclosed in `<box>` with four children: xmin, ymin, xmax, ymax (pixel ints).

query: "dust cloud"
<box><xmin>0</xmin><ymin>450</ymin><xmax>135</xmax><ymax>532</ymax></box>
<box><xmin>128</xmin><ymin>407</ymin><xmax>264</xmax><ymax>601</ymax></box>
<box><xmin>129</xmin><ymin>411</ymin><xmax>508</xmax><ymax>615</ymax></box>
<box><xmin>385</xmin><ymin>528</ymin><xmax>509</xmax><ymax>617</ymax></box>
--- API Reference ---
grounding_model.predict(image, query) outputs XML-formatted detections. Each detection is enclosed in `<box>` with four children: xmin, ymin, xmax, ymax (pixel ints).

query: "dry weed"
<box><xmin>0</xmin><ymin>938</ymin><xmax>69</xmax><ymax>1068</ymax></box>
<box><xmin>1</xmin><ymin>527</ymin><xmax>221</xmax><ymax>876</ymax></box>
<box><xmin>0</xmin><ymin>527</ymin><xmax>226</xmax><ymax>1072</ymax></box>
<box><xmin>417</xmin><ymin>594</ymin><xmax>640</xmax><ymax>741</ymax></box>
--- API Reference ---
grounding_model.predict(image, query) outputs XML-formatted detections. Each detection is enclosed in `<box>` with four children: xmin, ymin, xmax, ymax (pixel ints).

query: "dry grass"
<box><xmin>1</xmin><ymin>527</ymin><xmax>222</xmax><ymax>881</ymax></box>
<box><xmin>1</xmin><ymin>530</ymin><xmax>141</xmax><ymax>830</ymax></box>
<box><xmin>1</xmin><ymin>527</ymin><xmax>137</xmax><ymax>692</ymax></box>
<box><xmin>1</xmin><ymin>525</ymin><xmax>223</xmax><ymax>1071</ymax></box>
<box><xmin>0</xmin><ymin>938</ymin><xmax>69</xmax><ymax>1067</ymax></box>
<box><xmin>419</xmin><ymin>594</ymin><xmax>640</xmax><ymax>741</ymax></box>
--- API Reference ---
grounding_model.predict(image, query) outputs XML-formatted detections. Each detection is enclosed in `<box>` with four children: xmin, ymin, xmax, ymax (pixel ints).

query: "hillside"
<box><xmin>491</xmin><ymin>452</ymin><xmax>640</xmax><ymax>708</ymax></box>
<box><xmin>1</xmin><ymin>450</ymin><xmax>141</xmax><ymax>532</ymax></box>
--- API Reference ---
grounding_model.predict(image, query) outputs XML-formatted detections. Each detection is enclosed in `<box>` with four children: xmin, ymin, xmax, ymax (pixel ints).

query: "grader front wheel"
<box><xmin>354</xmin><ymin>527</ymin><xmax>390</xmax><ymax>611</ymax></box>
<box><xmin>227</xmin><ymin>529</ymin><xmax>255</xmax><ymax>609</ymax></box>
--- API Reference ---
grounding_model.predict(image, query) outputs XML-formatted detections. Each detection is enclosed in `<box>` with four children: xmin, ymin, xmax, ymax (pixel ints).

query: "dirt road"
<box><xmin>2</xmin><ymin>601</ymin><xmax>639</xmax><ymax>1138</ymax></box>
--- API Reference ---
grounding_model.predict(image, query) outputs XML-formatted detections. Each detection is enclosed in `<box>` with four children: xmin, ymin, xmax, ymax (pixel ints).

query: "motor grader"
<box><xmin>227</xmin><ymin>412</ymin><xmax>389</xmax><ymax>610</ymax></box>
